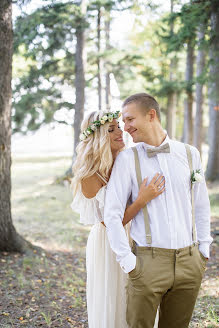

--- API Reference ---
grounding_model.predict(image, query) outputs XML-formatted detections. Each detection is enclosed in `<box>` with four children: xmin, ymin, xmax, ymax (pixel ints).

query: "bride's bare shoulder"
<box><xmin>81</xmin><ymin>174</ymin><xmax>103</xmax><ymax>199</ymax></box>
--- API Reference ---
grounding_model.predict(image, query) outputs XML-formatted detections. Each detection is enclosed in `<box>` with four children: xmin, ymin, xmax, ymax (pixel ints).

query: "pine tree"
<box><xmin>206</xmin><ymin>0</ymin><xmax>219</xmax><ymax>181</ymax></box>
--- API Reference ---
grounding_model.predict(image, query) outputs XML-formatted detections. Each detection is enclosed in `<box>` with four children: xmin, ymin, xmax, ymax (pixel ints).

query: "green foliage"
<box><xmin>13</xmin><ymin>0</ymin><xmax>133</xmax><ymax>134</ymax></box>
<box><xmin>12</xmin><ymin>0</ymin><xmax>215</xmax><ymax>138</ymax></box>
<box><xmin>159</xmin><ymin>1</ymin><xmax>211</xmax><ymax>53</ymax></box>
<box><xmin>13</xmin><ymin>1</ymin><xmax>87</xmax><ymax>134</ymax></box>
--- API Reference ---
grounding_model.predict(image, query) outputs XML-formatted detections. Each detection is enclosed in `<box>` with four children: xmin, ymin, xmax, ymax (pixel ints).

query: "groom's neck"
<box><xmin>143</xmin><ymin>124</ymin><xmax>166</xmax><ymax>147</ymax></box>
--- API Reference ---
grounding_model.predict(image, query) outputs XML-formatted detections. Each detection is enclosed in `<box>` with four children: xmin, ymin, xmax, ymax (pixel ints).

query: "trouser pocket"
<box><xmin>198</xmin><ymin>249</ymin><xmax>207</xmax><ymax>270</ymax></box>
<box><xmin>128</xmin><ymin>256</ymin><xmax>143</xmax><ymax>280</ymax></box>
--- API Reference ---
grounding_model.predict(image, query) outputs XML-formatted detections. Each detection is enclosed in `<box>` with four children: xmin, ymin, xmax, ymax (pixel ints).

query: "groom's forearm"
<box><xmin>103</xmin><ymin>150</ymin><xmax>136</xmax><ymax>273</ymax></box>
<box><xmin>193</xmin><ymin>147</ymin><xmax>213</xmax><ymax>259</ymax></box>
<box><xmin>105</xmin><ymin>219</ymin><xmax>136</xmax><ymax>273</ymax></box>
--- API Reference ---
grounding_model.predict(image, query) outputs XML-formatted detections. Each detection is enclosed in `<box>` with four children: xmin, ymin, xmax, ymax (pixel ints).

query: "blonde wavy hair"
<box><xmin>71</xmin><ymin>110</ymin><xmax>115</xmax><ymax>197</ymax></box>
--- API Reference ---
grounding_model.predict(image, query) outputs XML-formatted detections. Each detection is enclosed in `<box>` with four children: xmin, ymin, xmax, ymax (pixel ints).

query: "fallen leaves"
<box><xmin>0</xmin><ymin>251</ymin><xmax>88</xmax><ymax>327</ymax></box>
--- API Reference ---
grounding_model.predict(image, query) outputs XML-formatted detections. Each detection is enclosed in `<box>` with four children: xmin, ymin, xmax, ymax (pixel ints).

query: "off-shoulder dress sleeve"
<box><xmin>70</xmin><ymin>185</ymin><xmax>106</xmax><ymax>225</ymax></box>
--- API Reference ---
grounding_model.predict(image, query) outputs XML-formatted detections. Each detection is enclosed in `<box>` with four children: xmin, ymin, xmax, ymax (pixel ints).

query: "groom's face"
<box><xmin>122</xmin><ymin>102</ymin><xmax>152</xmax><ymax>143</ymax></box>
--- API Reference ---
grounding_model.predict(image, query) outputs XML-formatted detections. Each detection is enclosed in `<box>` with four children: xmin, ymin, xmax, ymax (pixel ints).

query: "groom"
<box><xmin>103</xmin><ymin>93</ymin><xmax>212</xmax><ymax>328</ymax></box>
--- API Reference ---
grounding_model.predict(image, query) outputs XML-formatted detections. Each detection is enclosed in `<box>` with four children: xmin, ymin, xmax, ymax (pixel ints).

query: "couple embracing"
<box><xmin>71</xmin><ymin>93</ymin><xmax>212</xmax><ymax>328</ymax></box>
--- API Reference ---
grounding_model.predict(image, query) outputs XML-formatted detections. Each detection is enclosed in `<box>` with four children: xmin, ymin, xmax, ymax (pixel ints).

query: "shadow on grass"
<box><xmin>0</xmin><ymin>250</ymin><xmax>88</xmax><ymax>328</ymax></box>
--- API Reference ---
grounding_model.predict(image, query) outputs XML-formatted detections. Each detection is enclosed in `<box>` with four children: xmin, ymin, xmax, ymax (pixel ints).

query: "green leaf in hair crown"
<box><xmin>79</xmin><ymin>111</ymin><xmax>121</xmax><ymax>141</ymax></box>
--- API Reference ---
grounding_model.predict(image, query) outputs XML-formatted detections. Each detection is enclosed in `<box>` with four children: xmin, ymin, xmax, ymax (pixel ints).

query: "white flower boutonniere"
<box><xmin>191</xmin><ymin>169</ymin><xmax>203</xmax><ymax>184</ymax></box>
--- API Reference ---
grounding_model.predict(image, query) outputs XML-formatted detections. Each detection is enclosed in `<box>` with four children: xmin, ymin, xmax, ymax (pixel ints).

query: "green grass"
<box><xmin>11</xmin><ymin>155</ymin><xmax>89</xmax><ymax>255</ymax></box>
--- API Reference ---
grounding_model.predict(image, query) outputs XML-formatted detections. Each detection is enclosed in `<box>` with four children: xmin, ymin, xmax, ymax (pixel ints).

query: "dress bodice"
<box><xmin>70</xmin><ymin>184</ymin><xmax>106</xmax><ymax>225</ymax></box>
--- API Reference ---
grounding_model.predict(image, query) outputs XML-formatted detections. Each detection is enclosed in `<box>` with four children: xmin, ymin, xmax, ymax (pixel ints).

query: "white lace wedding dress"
<box><xmin>71</xmin><ymin>181</ymin><xmax>159</xmax><ymax>328</ymax></box>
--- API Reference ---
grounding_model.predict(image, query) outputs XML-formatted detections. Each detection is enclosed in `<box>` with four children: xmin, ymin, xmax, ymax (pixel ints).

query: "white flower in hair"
<box><xmin>80</xmin><ymin>110</ymin><xmax>120</xmax><ymax>140</ymax></box>
<box><xmin>91</xmin><ymin>124</ymin><xmax>97</xmax><ymax>131</ymax></box>
<box><xmin>80</xmin><ymin>133</ymin><xmax>86</xmax><ymax>141</ymax></box>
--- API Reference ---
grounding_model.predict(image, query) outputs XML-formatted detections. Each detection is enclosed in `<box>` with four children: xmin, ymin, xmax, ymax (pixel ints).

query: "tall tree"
<box><xmin>0</xmin><ymin>0</ymin><xmax>31</xmax><ymax>252</ymax></box>
<box><xmin>206</xmin><ymin>0</ymin><xmax>219</xmax><ymax>181</ymax></box>
<box><xmin>166</xmin><ymin>0</ymin><xmax>177</xmax><ymax>139</ymax></box>
<box><xmin>193</xmin><ymin>22</ymin><xmax>206</xmax><ymax>155</ymax></box>
<box><xmin>73</xmin><ymin>0</ymin><xmax>87</xmax><ymax>161</ymax></box>
<box><xmin>13</xmin><ymin>2</ymin><xmax>79</xmax><ymax>134</ymax></box>
<box><xmin>105</xmin><ymin>10</ymin><xmax>111</xmax><ymax>110</ymax></box>
<box><xmin>183</xmin><ymin>37</ymin><xmax>195</xmax><ymax>144</ymax></box>
<box><xmin>160</xmin><ymin>0</ymin><xmax>210</xmax><ymax>142</ymax></box>
<box><xmin>97</xmin><ymin>4</ymin><xmax>102</xmax><ymax>110</ymax></box>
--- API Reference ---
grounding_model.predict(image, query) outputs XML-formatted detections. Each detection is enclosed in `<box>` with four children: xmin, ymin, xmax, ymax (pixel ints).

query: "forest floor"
<box><xmin>0</xmin><ymin>154</ymin><xmax>218</xmax><ymax>328</ymax></box>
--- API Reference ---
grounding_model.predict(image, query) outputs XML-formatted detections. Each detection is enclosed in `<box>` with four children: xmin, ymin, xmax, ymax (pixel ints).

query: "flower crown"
<box><xmin>79</xmin><ymin>110</ymin><xmax>121</xmax><ymax>141</ymax></box>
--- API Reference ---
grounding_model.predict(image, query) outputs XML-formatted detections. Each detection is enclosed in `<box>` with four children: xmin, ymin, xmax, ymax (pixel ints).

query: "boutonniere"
<box><xmin>191</xmin><ymin>169</ymin><xmax>203</xmax><ymax>184</ymax></box>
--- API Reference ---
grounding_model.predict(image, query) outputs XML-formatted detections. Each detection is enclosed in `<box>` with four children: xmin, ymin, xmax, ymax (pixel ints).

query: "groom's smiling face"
<box><xmin>122</xmin><ymin>102</ymin><xmax>153</xmax><ymax>143</ymax></box>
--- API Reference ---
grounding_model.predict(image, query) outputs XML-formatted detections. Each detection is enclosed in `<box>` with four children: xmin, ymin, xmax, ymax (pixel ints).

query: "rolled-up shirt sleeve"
<box><xmin>192</xmin><ymin>147</ymin><xmax>213</xmax><ymax>258</ymax></box>
<box><xmin>103</xmin><ymin>150</ymin><xmax>136</xmax><ymax>273</ymax></box>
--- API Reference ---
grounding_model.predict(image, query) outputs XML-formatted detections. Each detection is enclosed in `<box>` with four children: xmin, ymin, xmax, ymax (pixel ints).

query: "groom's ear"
<box><xmin>147</xmin><ymin>109</ymin><xmax>156</xmax><ymax>122</ymax></box>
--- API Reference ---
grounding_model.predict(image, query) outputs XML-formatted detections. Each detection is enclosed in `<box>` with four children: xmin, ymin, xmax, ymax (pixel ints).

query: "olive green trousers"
<box><xmin>126</xmin><ymin>243</ymin><xmax>207</xmax><ymax>328</ymax></box>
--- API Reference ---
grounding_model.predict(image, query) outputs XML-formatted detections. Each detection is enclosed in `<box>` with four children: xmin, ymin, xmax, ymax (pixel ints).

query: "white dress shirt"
<box><xmin>103</xmin><ymin>134</ymin><xmax>213</xmax><ymax>274</ymax></box>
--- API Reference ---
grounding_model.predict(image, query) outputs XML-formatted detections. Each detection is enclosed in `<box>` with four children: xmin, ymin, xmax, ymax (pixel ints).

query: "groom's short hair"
<box><xmin>122</xmin><ymin>93</ymin><xmax>161</xmax><ymax>121</ymax></box>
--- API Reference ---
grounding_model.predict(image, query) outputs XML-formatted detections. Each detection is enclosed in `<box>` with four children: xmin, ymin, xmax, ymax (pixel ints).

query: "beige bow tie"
<box><xmin>147</xmin><ymin>143</ymin><xmax>170</xmax><ymax>158</ymax></box>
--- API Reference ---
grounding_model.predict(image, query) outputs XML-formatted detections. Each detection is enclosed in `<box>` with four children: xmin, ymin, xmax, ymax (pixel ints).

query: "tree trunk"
<box><xmin>166</xmin><ymin>0</ymin><xmax>177</xmax><ymax>139</ymax></box>
<box><xmin>206</xmin><ymin>1</ymin><xmax>219</xmax><ymax>181</ymax></box>
<box><xmin>183</xmin><ymin>39</ymin><xmax>194</xmax><ymax>144</ymax></box>
<box><xmin>73</xmin><ymin>0</ymin><xmax>86</xmax><ymax>162</ymax></box>
<box><xmin>97</xmin><ymin>6</ymin><xmax>102</xmax><ymax>111</ymax></box>
<box><xmin>0</xmin><ymin>0</ymin><xmax>34</xmax><ymax>253</ymax></box>
<box><xmin>105</xmin><ymin>13</ymin><xmax>111</xmax><ymax>110</ymax></box>
<box><xmin>167</xmin><ymin>90</ymin><xmax>177</xmax><ymax>139</ymax></box>
<box><xmin>193</xmin><ymin>24</ymin><xmax>206</xmax><ymax>156</ymax></box>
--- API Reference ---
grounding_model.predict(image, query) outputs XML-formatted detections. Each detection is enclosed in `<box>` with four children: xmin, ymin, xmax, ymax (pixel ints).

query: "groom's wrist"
<box><xmin>198</xmin><ymin>241</ymin><xmax>210</xmax><ymax>259</ymax></box>
<box><xmin>120</xmin><ymin>252</ymin><xmax>136</xmax><ymax>274</ymax></box>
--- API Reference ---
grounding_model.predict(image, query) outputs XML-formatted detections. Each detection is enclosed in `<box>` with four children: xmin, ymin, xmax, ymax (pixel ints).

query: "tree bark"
<box><xmin>0</xmin><ymin>0</ymin><xmax>36</xmax><ymax>253</ymax></box>
<box><xmin>206</xmin><ymin>0</ymin><xmax>219</xmax><ymax>181</ymax></box>
<box><xmin>97</xmin><ymin>6</ymin><xmax>102</xmax><ymax>111</ymax></box>
<box><xmin>105</xmin><ymin>13</ymin><xmax>111</xmax><ymax>110</ymax></box>
<box><xmin>183</xmin><ymin>39</ymin><xmax>194</xmax><ymax>144</ymax></box>
<box><xmin>167</xmin><ymin>90</ymin><xmax>177</xmax><ymax>138</ymax></box>
<box><xmin>166</xmin><ymin>0</ymin><xmax>177</xmax><ymax>139</ymax></box>
<box><xmin>193</xmin><ymin>24</ymin><xmax>206</xmax><ymax>156</ymax></box>
<box><xmin>73</xmin><ymin>0</ymin><xmax>86</xmax><ymax>162</ymax></box>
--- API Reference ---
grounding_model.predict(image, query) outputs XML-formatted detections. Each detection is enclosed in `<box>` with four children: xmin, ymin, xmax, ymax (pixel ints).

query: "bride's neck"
<box><xmin>112</xmin><ymin>150</ymin><xmax>119</xmax><ymax>161</ymax></box>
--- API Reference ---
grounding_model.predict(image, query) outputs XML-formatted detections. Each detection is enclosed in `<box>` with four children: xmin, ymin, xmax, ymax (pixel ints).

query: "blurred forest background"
<box><xmin>0</xmin><ymin>0</ymin><xmax>219</xmax><ymax>327</ymax></box>
<box><xmin>11</xmin><ymin>0</ymin><xmax>219</xmax><ymax>178</ymax></box>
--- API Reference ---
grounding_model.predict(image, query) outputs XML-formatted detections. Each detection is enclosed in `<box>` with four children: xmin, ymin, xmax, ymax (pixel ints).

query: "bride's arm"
<box><xmin>122</xmin><ymin>173</ymin><xmax>165</xmax><ymax>227</ymax></box>
<box><xmin>101</xmin><ymin>173</ymin><xmax>165</xmax><ymax>227</ymax></box>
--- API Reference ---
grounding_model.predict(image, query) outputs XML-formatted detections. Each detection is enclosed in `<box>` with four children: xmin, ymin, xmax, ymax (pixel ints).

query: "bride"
<box><xmin>70</xmin><ymin>110</ymin><xmax>164</xmax><ymax>328</ymax></box>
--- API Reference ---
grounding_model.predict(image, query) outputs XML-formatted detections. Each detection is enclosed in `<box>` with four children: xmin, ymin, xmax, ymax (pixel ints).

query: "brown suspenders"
<box><xmin>130</xmin><ymin>144</ymin><xmax>197</xmax><ymax>248</ymax></box>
